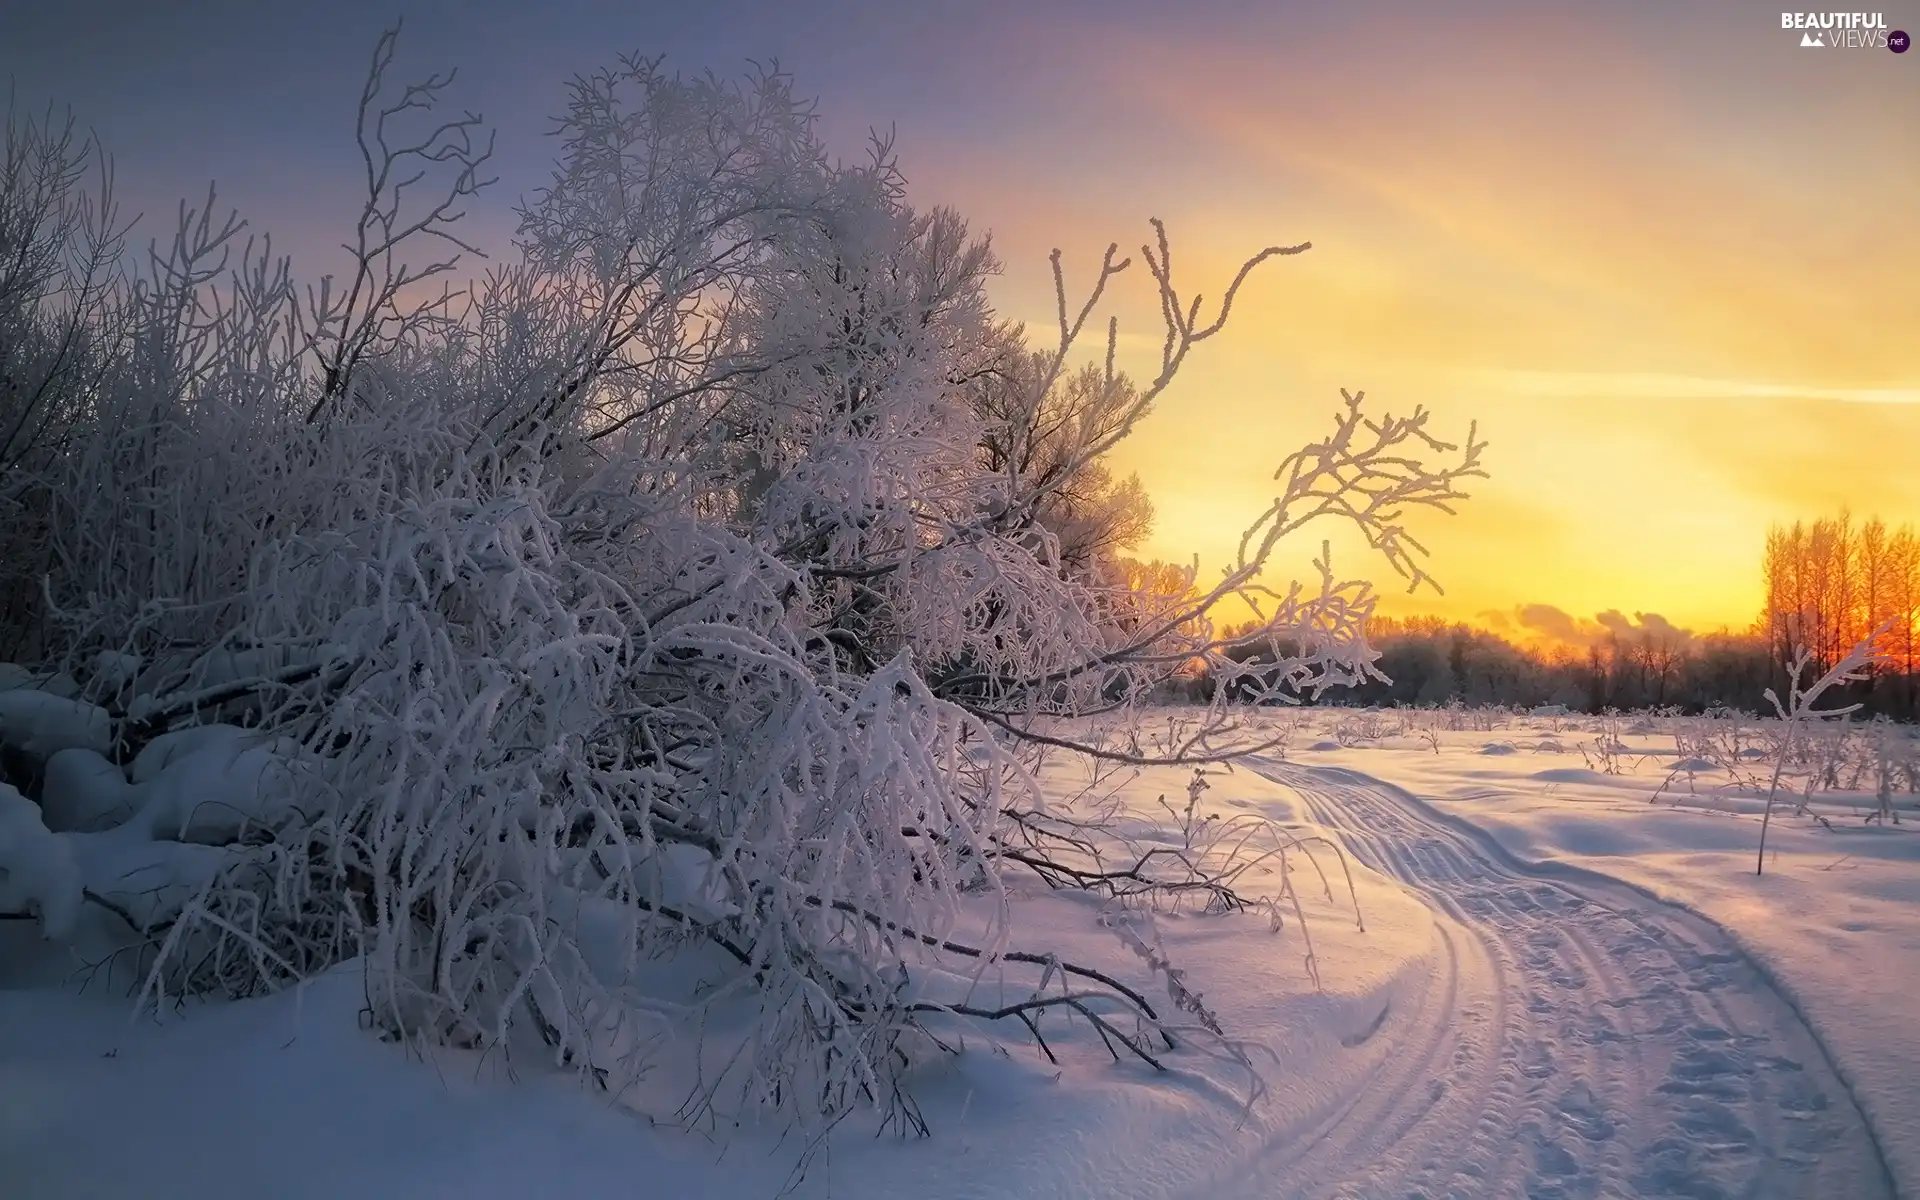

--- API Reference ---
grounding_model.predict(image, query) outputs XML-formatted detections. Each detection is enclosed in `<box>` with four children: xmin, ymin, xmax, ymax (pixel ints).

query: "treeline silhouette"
<box><xmin>1200</xmin><ymin>510</ymin><xmax>1920</xmax><ymax>720</ymax></box>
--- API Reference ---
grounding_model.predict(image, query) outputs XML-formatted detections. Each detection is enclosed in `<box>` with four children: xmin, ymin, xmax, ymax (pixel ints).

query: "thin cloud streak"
<box><xmin>1479</xmin><ymin>371</ymin><xmax>1920</xmax><ymax>407</ymax></box>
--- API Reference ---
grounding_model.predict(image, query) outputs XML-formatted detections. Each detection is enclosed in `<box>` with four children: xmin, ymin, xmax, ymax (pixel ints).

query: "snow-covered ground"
<box><xmin>2</xmin><ymin>707</ymin><xmax>1912</xmax><ymax>1197</ymax></box>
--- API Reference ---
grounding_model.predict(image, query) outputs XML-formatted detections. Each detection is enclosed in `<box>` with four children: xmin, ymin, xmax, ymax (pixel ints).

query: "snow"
<box><xmin>1</xmin><ymin>758</ymin><xmax>1438</xmax><ymax>1199</ymax></box>
<box><xmin>0</xmin><ymin>690</ymin><xmax>112</xmax><ymax>760</ymax></box>
<box><xmin>1</xmin><ymin>710</ymin><xmax>1911</xmax><ymax>1196</ymax></box>
<box><xmin>0</xmin><ymin>712</ymin><xmax>317</xmax><ymax>973</ymax></box>
<box><xmin>1270</xmin><ymin>710</ymin><xmax>1917</xmax><ymax>1193</ymax></box>
<box><xmin>39</xmin><ymin>748</ymin><xmax>139</xmax><ymax>832</ymax></box>
<box><xmin>0</xmin><ymin>783</ymin><xmax>81</xmax><ymax>939</ymax></box>
<box><xmin>128</xmin><ymin>724</ymin><xmax>264</xmax><ymax>786</ymax></box>
<box><xmin>64</xmin><ymin>835</ymin><xmax>248</xmax><ymax>930</ymax></box>
<box><xmin>118</xmin><ymin>733</ymin><xmax>303</xmax><ymax>842</ymax></box>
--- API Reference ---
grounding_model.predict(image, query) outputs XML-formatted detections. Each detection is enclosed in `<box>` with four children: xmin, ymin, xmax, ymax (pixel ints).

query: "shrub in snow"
<box><xmin>1756</xmin><ymin>629</ymin><xmax>1888</xmax><ymax>874</ymax></box>
<box><xmin>1867</xmin><ymin>719</ymin><xmax>1901</xmax><ymax>825</ymax></box>
<box><xmin>0</xmin><ymin>31</ymin><xmax>1481</xmax><ymax>1133</ymax></box>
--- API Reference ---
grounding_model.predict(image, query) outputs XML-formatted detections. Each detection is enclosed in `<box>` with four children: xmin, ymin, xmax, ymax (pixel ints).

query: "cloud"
<box><xmin>1477</xmin><ymin>608</ymin><xmax>1515</xmax><ymax>633</ymax></box>
<box><xmin>1595</xmin><ymin>610</ymin><xmax>1636</xmax><ymax>639</ymax></box>
<box><xmin>1516</xmin><ymin>603</ymin><xmax>1594</xmax><ymax>646</ymax></box>
<box><xmin>1479</xmin><ymin>370</ymin><xmax>1920</xmax><ymax>407</ymax></box>
<box><xmin>1633</xmin><ymin>612</ymin><xmax>1692</xmax><ymax>644</ymax></box>
<box><xmin>1514</xmin><ymin>604</ymin><xmax>1694</xmax><ymax>650</ymax></box>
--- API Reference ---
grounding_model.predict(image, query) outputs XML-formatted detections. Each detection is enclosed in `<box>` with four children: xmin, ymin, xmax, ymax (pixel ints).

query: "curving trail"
<box><xmin>1215</xmin><ymin>759</ymin><xmax>1894</xmax><ymax>1200</ymax></box>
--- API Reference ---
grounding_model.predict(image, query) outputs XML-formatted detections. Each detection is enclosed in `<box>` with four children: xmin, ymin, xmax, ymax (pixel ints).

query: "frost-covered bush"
<box><xmin>0</xmin><ymin>31</ymin><xmax>1482</xmax><ymax>1131</ymax></box>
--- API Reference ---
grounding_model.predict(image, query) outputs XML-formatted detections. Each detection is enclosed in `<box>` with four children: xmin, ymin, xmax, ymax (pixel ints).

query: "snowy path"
<box><xmin>1225</xmin><ymin>759</ymin><xmax>1895</xmax><ymax>1200</ymax></box>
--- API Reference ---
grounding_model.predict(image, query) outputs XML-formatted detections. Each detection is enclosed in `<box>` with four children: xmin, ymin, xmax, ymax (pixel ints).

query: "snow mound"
<box><xmin>1532</xmin><ymin>767</ymin><xmax>1606</xmax><ymax>784</ymax></box>
<box><xmin>0</xmin><ymin>783</ymin><xmax>82</xmax><ymax>939</ymax></box>
<box><xmin>130</xmin><ymin>724</ymin><xmax>264</xmax><ymax>785</ymax></box>
<box><xmin>0</xmin><ymin>691</ymin><xmax>111</xmax><ymax>760</ymax></box>
<box><xmin>39</xmin><ymin>749</ymin><xmax>138</xmax><ymax>832</ymax></box>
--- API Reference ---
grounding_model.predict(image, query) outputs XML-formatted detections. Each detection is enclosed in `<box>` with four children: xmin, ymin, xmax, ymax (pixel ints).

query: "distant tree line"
<box><xmin>1189</xmin><ymin>510</ymin><xmax>1920</xmax><ymax>720</ymax></box>
<box><xmin>1200</xmin><ymin>616</ymin><xmax>1786</xmax><ymax>715</ymax></box>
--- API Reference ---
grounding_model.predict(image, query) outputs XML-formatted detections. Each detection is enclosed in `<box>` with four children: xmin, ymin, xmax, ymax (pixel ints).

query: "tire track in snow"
<box><xmin>1224</xmin><ymin>759</ymin><xmax>1893</xmax><ymax>1199</ymax></box>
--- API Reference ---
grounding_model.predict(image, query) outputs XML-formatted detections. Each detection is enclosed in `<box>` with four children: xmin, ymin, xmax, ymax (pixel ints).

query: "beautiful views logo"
<box><xmin>1781</xmin><ymin>11</ymin><xmax>1907</xmax><ymax>49</ymax></box>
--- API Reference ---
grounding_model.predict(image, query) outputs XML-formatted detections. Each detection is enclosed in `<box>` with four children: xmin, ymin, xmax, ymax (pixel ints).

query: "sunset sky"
<box><xmin>5</xmin><ymin>0</ymin><xmax>1914</xmax><ymax>637</ymax></box>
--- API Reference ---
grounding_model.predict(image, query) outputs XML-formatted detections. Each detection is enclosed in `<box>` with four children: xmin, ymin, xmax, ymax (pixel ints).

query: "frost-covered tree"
<box><xmin>0</xmin><ymin>100</ymin><xmax>139</xmax><ymax>659</ymax></box>
<box><xmin>969</xmin><ymin>343</ymin><xmax>1157</xmax><ymax>574</ymax></box>
<box><xmin>0</xmin><ymin>31</ymin><xmax>1483</xmax><ymax>1133</ymax></box>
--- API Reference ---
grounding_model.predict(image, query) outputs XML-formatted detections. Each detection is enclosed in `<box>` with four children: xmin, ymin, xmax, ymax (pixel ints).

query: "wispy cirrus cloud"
<box><xmin>1479</xmin><ymin>370</ymin><xmax>1920</xmax><ymax>407</ymax></box>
